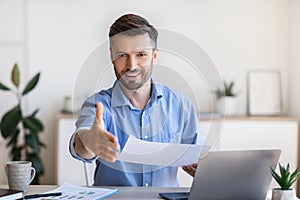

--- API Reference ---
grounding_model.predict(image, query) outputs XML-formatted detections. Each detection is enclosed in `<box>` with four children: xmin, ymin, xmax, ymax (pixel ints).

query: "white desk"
<box><xmin>0</xmin><ymin>185</ymin><xmax>275</xmax><ymax>199</ymax></box>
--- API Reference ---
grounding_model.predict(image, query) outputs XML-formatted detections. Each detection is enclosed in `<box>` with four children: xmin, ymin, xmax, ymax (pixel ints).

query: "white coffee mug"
<box><xmin>5</xmin><ymin>161</ymin><xmax>36</xmax><ymax>193</ymax></box>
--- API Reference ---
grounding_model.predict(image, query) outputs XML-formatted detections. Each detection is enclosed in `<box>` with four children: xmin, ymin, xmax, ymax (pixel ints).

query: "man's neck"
<box><xmin>120</xmin><ymin>82</ymin><xmax>152</xmax><ymax>110</ymax></box>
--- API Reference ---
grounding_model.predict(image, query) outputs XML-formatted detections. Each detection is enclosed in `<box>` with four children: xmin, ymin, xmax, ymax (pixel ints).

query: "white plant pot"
<box><xmin>215</xmin><ymin>96</ymin><xmax>237</xmax><ymax>116</ymax></box>
<box><xmin>271</xmin><ymin>188</ymin><xmax>296</xmax><ymax>200</ymax></box>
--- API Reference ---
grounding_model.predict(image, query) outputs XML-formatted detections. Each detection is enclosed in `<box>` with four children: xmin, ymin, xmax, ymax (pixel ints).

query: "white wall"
<box><xmin>0</xmin><ymin>0</ymin><xmax>26</xmax><ymax>184</ymax></box>
<box><xmin>289</xmin><ymin>0</ymin><xmax>300</xmax><ymax>117</ymax></box>
<box><xmin>0</xmin><ymin>0</ymin><xmax>296</xmax><ymax>184</ymax></box>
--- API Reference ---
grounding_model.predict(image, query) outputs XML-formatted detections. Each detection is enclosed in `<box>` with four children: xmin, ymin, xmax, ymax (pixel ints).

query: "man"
<box><xmin>69</xmin><ymin>14</ymin><xmax>201</xmax><ymax>186</ymax></box>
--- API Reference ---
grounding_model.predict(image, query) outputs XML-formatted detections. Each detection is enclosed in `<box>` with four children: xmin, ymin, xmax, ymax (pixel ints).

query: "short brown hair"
<box><xmin>109</xmin><ymin>14</ymin><xmax>158</xmax><ymax>49</ymax></box>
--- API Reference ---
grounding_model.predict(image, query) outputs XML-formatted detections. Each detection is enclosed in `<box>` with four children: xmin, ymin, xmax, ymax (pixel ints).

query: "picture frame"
<box><xmin>247</xmin><ymin>70</ymin><xmax>282</xmax><ymax>116</ymax></box>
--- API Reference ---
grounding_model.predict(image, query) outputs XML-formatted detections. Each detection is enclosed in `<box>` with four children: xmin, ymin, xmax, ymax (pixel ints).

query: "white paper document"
<box><xmin>117</xmin><ymin>136</ymin><xmax>210</xmax><ymax>167</ymax></box>
<box><xmin>33</xmin><ymin>183</ymin><xmax>118</xmax><ymax>200</ymax></box>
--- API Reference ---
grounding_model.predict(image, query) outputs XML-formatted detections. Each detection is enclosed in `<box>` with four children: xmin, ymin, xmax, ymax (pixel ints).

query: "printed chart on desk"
<box><xmin>34</xmin><ymin>183</ymin><xmax>118</xmax><ymax>200</ymax></box>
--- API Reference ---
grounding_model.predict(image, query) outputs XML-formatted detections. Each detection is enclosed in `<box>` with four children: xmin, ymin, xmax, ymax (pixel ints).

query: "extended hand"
<box><xmin>78</xmin><ymin>102</ymin><xmax>120</xmax><ymax>162</ymax></box>
<box><xmin>182</xmin><ymin>163</ymin><xmax>198</xmax><ymax>177</ymax></box>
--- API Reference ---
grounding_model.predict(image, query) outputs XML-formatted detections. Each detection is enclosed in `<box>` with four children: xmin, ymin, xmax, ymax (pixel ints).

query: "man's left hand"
<box><xmin>182</xmin><ymin>163</ymin><xmax>197</xmax><ymax>177</ymax></box>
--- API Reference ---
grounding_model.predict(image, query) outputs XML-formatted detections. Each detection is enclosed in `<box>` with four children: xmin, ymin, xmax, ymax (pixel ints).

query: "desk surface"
<box><xmin>1</xmin><ymin>185</ymin><xmax>276</xmax><ymax>200</ymax></box>
<box><xmin>0</xmin><ymin>185</ymin><xmax>190</xmax><ymax>199</ymax></box>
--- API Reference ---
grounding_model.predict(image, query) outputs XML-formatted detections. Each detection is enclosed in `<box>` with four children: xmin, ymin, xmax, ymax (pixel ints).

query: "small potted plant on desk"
<box><xmin>214</xmin><ymin>80</ymin><xmax>238</xmax><ymax>116</ymax></box>
<box><xmin>271</xmin><ymin>163</ymin><xmax>300</xmax><ymax>200</ymax></box>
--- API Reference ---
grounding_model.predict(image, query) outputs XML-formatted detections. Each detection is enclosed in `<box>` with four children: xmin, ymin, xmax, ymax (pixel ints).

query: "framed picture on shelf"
<box><xmin>247</xmin><ymin>70</ymin><xmax>282</xmax><ymax>116</ymax></box>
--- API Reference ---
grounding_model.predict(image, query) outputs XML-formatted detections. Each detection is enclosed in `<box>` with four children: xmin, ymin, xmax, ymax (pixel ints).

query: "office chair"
<box><xmin>83</xmin><ymin>162</ymin><xmax>92</xmax><ymax>186</ymax></box>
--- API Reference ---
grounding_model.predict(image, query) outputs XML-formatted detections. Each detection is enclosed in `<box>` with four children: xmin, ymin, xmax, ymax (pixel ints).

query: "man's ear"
<box><xmin>153</xmin><ymin>48</ymin><xmax>159</xmax><ymax>63</ymax></box>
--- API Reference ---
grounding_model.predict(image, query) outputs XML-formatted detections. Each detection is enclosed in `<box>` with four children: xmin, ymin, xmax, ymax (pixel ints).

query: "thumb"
<box><xmin>103</xmin><ymin>131</ymin><xmax>119</xmax><ymax>148</ymax></box>
<box><xmin>95</xmin><ymin>102</ymin><xmax>104</xmax><ymax>128</ymax></box>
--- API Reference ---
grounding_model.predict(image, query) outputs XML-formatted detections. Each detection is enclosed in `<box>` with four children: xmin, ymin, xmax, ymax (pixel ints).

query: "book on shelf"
<box><xmin>0</xmin><ymin>188</ymin><xmax>23</xmax><ymax>200</ymax></box>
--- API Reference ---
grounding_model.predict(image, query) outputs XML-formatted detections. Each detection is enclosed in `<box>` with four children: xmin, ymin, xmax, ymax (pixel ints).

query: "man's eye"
<box><xmin>118</xmin><ymin>54</ymin><xmax>127</xmax><ymax>58</ymax></box>
<box><xmin>137</xmin><ymin>53</ymin><xmax>147</xmax><ymax>57</ymax></box>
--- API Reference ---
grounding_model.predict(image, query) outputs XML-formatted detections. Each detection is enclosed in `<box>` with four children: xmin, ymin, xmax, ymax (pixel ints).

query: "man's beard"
<box><xmin>115</xmin><ymin>61</ymin><xmax>153</xmax><ymax>91</ymax></box>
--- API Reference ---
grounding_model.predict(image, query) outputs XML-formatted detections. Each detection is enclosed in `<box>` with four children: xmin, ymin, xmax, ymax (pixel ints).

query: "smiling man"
<box><xmin>69</xmin><ymin>14</ymin><xmax>202</xmax><ymax>186</ymax></box>
<box><xmin>110</xmin><ymin>33</ymin><xmax>157</xmax><ymax>110</ymax></box>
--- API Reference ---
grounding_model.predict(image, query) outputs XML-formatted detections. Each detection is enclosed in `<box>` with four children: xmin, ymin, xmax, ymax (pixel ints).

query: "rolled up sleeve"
<box><xmin>69</xmin><ymin>129</ymin><xmax>97</xmax><ymax>163</ymax></box>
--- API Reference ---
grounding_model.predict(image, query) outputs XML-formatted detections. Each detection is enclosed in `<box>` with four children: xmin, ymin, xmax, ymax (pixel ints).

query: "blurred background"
<box><xmin>0</xmin><ymin>0</ymin><xmax>300</xmax><ymax>185</ymax></box>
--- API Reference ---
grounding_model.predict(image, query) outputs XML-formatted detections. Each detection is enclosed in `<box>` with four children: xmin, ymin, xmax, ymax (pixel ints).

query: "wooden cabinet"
<box><xmin>56</xmin><ymin>114</ymin><xmax>299</xmax><ymax>188</ymax></box>
<box><xmin>55</xmin><ymin>113</ymin><xmax>95</xmax><ymax>185</ymax></box>
<box><xmin>217</xmin><ymin>117</ymin><xmax>299</xmax><ymax>190</ymax></box>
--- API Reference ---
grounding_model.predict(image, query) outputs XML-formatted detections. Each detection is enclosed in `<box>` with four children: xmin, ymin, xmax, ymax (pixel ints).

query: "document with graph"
<box><xmin>33</xmin><ymin>183</ymin><xmax>119</xmax><ymax>200</ymax></box>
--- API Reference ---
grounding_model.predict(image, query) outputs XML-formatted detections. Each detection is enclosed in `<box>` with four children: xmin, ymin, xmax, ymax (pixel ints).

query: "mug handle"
<box><xmin>30</xmin><ymin>167</ymin><xmax>36</xmax><ymax>183</ymax></box>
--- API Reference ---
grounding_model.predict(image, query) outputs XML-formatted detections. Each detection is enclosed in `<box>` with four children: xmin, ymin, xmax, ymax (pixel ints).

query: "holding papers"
<box><xmin>117</xmin><ymin>136</ymin><xmax>209</xmax><ymax>166</ymax></box>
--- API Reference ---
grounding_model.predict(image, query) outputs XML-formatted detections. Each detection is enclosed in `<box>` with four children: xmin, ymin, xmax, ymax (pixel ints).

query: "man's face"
<box><xmin>110</xmin><ymin>33</ymin><xmax>158</xmax><ymax>91</ymax></box>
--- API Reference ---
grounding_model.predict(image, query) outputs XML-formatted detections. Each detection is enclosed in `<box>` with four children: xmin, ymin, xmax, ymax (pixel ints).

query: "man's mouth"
<box><xmin>126</xmin><ymin>73</ymin><xmax>138</xmax><ymax>77</ymax></box>
<box><xmin>124</xmin><ymin>71</ymin><xmax>141</xmax><ymax>79</ymax></box>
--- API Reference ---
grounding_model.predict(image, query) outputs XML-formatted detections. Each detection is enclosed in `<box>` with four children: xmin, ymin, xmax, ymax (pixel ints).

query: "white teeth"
<box><xmin>126</xmin><ymin>73</ymin><xmax>138</xmax><ymax>77</ymax></box>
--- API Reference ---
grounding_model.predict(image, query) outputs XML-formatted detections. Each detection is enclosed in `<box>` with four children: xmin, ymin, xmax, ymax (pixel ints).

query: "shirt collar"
<box><xmin>111</xmin><ymin>79</ymin><xmax>163</xmax><ymax>108</ymax></box>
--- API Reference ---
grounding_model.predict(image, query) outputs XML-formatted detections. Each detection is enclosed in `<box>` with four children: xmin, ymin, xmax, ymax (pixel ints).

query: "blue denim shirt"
<box><xmin>69</xmin><ymin>80</ymin><xmax>203</xmax><ymax>186</ymax></box>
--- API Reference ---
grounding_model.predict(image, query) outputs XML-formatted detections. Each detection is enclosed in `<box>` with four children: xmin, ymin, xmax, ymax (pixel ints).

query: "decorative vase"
<box><xmin>215</xmin><ymin>96</ymin><xmax>237</xmax><ymax>116</ymax></box>
<box><xmin>271</xmin><ymin>188</ymin><xmax>296</xmax><ymax>200</ymax></box>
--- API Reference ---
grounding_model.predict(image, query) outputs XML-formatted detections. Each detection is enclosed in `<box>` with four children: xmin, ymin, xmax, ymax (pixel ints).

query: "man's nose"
<box><xmin>126</xmin><ymin>56</ymin><xmax>138</xmax><ymax>70</ymax></box>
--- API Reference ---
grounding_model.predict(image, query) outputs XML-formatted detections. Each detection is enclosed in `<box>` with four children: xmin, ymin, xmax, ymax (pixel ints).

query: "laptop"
<box><xmin>159</xmin><ymin>149</ymin><xmax>281</xmax><ymax>200</ymax></box>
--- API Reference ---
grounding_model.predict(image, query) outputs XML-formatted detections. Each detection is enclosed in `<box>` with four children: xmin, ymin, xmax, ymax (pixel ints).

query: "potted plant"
<box><xmin>271</xmin><ymin>163</ymin><xmax>300</xmax><ymax>200</ymax></box>
<box><xmin>214</xmin><ymin>80</ymin><xmax>238</xmax><ymax>116</ymax></box>
<box><xmin>0</xmin><ymin>63</ymin><xmax>45</xmax><ymax>184</ymax></box>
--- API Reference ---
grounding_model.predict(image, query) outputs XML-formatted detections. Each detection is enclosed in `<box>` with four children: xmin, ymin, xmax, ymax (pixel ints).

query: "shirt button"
<box><xmin>145</xmin><ymin>183</ymin><xmax>149</xmax><ymax>187</ymax></box>
<box><xmin>144</xmin><ymin>135</ymin><xmax>148</xmax><ymax>139</ymax></box>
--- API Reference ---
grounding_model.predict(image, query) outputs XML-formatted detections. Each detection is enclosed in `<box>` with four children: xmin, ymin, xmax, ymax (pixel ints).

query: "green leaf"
<box><xmin>271</xmin><ymin>167</ymin><xmax>283</xmax><ymax>186</ymax></box>
<box><xmin>0</xmin><ymin>82</ymin><xmax>10</xmax><ymax>91</ymax></box>
<box><xmin>25</xmin><ymin>132</ymin><xmax>40</xmax><ymax>153</ymax></box>
<box><xmin>22</xmin><ymin>72</ymin><xmax>40</xmax><ymax>96</ymax></box>
<box><xmin>290</xmin><ymin>169</ymin><xmax>300</xmax><ymax>181</ymax></box>
<box><xmin>286</xmin><ymin>164</ymin><xmax>290</xmax><ymax>174</ymax></box>
<box><xmin>22</xmin><ymin>116</ymin><xmax>44</xmax><ymax>132</ymax></box>
<box><xmin>31</xmin><ymin>175</ymin><xmax>39</xmax><ymax>185</ymax></box>
<box><xmin>39</xmin><ymin>141</ymin><xmax>47</xmax><ymax>148</ymax></box>
<box><xmin>26</xmin><ymin>153</ymin><xmax>44</xmax><ymax>184</ymax></box>
<box><xmin>0</xmin><ymin>105</ymin><xmax>21</xmax><ymax>138</ymax></box>
<box><xmin>11</xmin><ymin>146</ymin><xmax>22</xmax><ymax>161</ymax></box>
<box><xmin>11</xmin><ymin>63</ymin><xmax>20</xmax><ymax>88</ymax></box>
<box><xmin>290</xmin><ymin>168</ymin><xmax>299</xmax><ymax>178</ymax></box>
<box><xmin>279</xmin><ymin>163</ymin><xmax>285</xmax><ymax>177</ymax></box>
<box><xmin>27</xmin><ymin>153</ymin><xmax>44</xmax><ymax>175</ymax></box>
<box><xmin>30</xmin><ymin>108</ymin><xmax>39</xmax><ymax>117</ymax></box>
<box><xmin>282</xmin><ymin>174</ymin><xmax>291</xmax><ymax>189</ymax></box>
<box><xmin>289</xmin><ymin>169</ymin><xmax>300</xmax><ymax>186</ymax></box>
<box><xmin>6</xmin><ymin>129</ymin><xmax>20</xmax><ymax>147</ymax></box>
